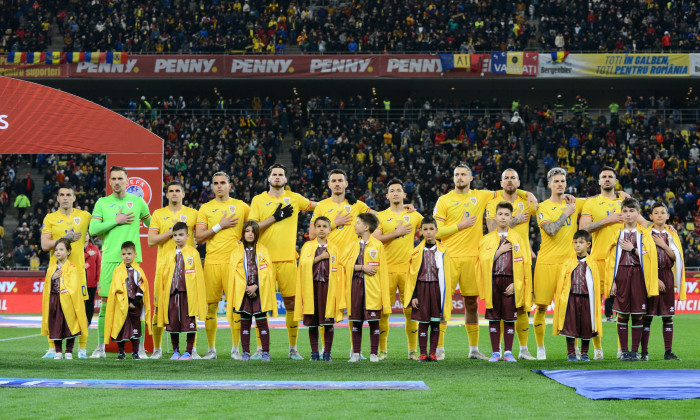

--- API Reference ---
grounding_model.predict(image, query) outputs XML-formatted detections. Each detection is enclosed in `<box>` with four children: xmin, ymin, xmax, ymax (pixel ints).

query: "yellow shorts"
<box><xmin>451</xmin><ymin>256</ymin><xmax>479</xmax><ymax>297</ymax></box>
<box><xmin>204</xmin><ymin>262</ymin><xmax>231</xmax><ymax>304</ymax></box>
<box><xmin>533</xmin><ymin>261</ymin><xmax>566</xmax><ymax>306</ymax></box>
<box><xmin>389</xmin><ymin>272</ymin><xmax>407</xmax><ymax>305</ymax></box>
<box><xmin>274</xmin><ymin>260</ymin><xmax>297</xmax><ymax>298</ymax></box>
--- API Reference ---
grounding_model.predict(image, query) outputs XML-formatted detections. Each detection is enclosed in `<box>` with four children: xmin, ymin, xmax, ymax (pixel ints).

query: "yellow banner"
<box><xmin>454</xmin><ymin>54</ymin><xmax>470</xmax><ymax>69</ymax></box>
<box><xmin>572</xmin><ymin>54</ymin><xmax>689</xmax><ymax>77</ymax></box>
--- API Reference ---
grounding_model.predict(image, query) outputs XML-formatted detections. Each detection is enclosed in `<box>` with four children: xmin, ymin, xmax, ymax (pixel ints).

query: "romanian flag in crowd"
<box><xmin>490</xmin><ymin>51</ymin><xmax>538</xmax><ymax>75</ymax></box>
<box><xmin>551</xmin><ymin>51</ymin><xmax>569</xmax><ymax>63</ymax></box>
<box><xmin>439</xmin><ymin>54</ymin><xmax>479</xmax><ymax>72</ymax></box>
<box><xmin>6</xmin><ymin>52</ymin><xmax>127</xmax><ymax>64</ymax></box>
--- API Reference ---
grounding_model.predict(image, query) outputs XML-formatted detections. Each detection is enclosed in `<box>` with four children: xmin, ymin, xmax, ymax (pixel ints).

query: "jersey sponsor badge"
<box><xmin>283</xmin><ymin>197</ymin><xmax>291</xmax><ymax>206</ymax></box>
<box><xmin>260</xmin><ymin>264</ymin><xmax>268</xmax><ymax>270</ymax></box>
<box><xmin>186</xmin><ymin>256</ymin><xmax>194</xmax><ymax>266</ymax></box>
<box><xmin>369</xmin><ymin>249</ymin><xmax>377</xmax><ymax>259</ymax></box>
<box><xmin>126</xmin><ymin>201</ymin><xmax>134</xmax><ymax>209</ymax></box>
<box><xmin>470</xmin><ymin>197</ymin><xmax>477</xmax><ymax>205</ymax></box>
<box><xmin>403</xmin><ymin>214</ymin><xmax>411</xmax><ymax>223</ymax></box>
<box><xmin>74</xmin><ymin>216</ymin><xmax>81</xmax><ymax>225</ymax></box>
<box><xmin>518</xmin><ymin>202</ymin><xmax>525</xmax><ymax>212</ymax></box>
<box><xmin>185</xmin><ymin>269</ymin><xmax>195</xmax><ymax>275</ymax></box>
<box><xmin>514</xmin><ymin>257</ymin><xmax>523</xmax><ymax>262</ymax></box>
<box><xmin>514</xmin><ymin>243</ymin><xmax>520</xmax><ymax>253</ymax></box>
<box><xmin>229</xmin><ymin>205</ymin><xmax>236</xmax><ymax>214</ymax></box>
<box><xmin>344</xmin><ymin>204</ymin><xmax>352</xmax><ymax>213</ymax></box>
<box><xmin>180</xmin><ymin>214</ymin><xmax>187</xmax><ymax>222</ymax></box>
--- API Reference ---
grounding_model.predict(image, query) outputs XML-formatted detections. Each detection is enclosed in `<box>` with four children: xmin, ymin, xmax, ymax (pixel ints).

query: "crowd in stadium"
<box><xmin>2</xmin><ymin>92</ymin><xmax>700</xmax><ymax>269</ymax></box>
<box><xmin>2</xmin><ymin>0</ymin><xmax>699</xmax><ymax>54</ymax></box>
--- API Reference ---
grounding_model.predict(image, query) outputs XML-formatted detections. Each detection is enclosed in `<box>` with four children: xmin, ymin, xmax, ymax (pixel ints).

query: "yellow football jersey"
<box><xmin>42</xmin><ymin>209</ymin><xmax>91</xmax><ymax>274</ymax></box>
<box><xmin>537</xmin><ymin>198</ymin><xmax>585</xmax><ymax>264</ymax></box>
<box><xmin>149</xmin><ymin>206</ymin><xmax>198</xmax><ymax>263</ymax></box>
<box><xmin>581</xmin><ymin>194</ymin><xmax>624</xmax><ymax>260</ymax></box>
<box><xmin>485</xmin><ymin>191</ymin><xmax>535</xmax><ymax>254</ymax></box>
<box><xmin>375</xmin><ymin>208</ymin><xmax>423</xmax><ymax>272</ymax></box>
<box><xmin>249</xmin><ymin>191</ymin><xmax>311</xmax><ymax>262</ymax></box>
<box><xmin>196</xmin><ymin>198</ymin><xmax>249</xmax><ymax>264</ymax></box>
<box><xmin>433</xmin><ymin>189</ymin><xmax>496</xmax><ymax>258</ymax></box>
<box><xmin>311</xmin><ymin>197</ymin><xmax>370</xmax><ymax>259</ymax></box>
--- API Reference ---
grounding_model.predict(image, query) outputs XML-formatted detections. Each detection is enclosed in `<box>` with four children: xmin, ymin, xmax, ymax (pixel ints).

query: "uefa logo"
<box><xmin>126</xmin><ymin>177</ymin><xmax>152</xmax><ymax>204</ymax></box>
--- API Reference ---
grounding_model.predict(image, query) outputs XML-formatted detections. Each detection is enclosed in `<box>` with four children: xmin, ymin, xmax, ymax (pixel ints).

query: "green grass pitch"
<box><xmin>1</xmin><ymin>316</ymin><xmax>699</xmax><ymax>419</ymax></box>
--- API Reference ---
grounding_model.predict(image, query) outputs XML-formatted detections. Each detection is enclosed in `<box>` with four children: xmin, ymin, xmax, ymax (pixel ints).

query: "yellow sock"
<box><xmin>404</xmin><ymin>308</ymin><xmax>417</xmax><ymax>352</ymax></box>
<box><xmin>466</xmin><ymin>323</ymin><xmax>479</xmax><ymax>347</ymax></box>
<box><xmin>152</xmin><ymin>325</ymin><xmax>164</xmax><ymax>350</ymax></box>
<box><xmin>438</xmin><ymin>321</ymin><xmax>447</xmax><ymax>347</ymax></box>
<box><xmin>205</xmin><ymin>303</ymin><xmax>218</xmax><ymax>348</ymax></box>
<box><xmin>499</xmin><ymin>320</ymin><xmax>504</xmax><ymax>345</ymax></box>
<box><xmin>231</xmin><ymin>312</ymin><xmax>241</xmax><ymax>348</ymax></box>
<box><xmin>255</xmin><ymin>326</ymin><xmax>262</xmax><ymax>348</ymax></box>
<box><xmin>534</xmin><ymin>308</ymin><xmax>546</xmax><ymax>347</ymax></box>
<box><xmin>47</xmin><ymin>336</ymin><xmax>53</xmax><ymax>350</ymax></box>
<box><xmin>516</xmin><ymin>308</ymin><xmax>529</xmax><ymax>347</ymax></box>
<box><xmin>78</xmin><ymin>330</ymin><xmax>87</xmax><ymax>350</ymax></box>
<box><xmin>592</xmin><ymin>335</ymin><xmax>601</xmax><ymax>350</ymax></box>
<box><xmin>379</xmin><ymin>313</ymin><xmax>389</xmax><ymax>352</ymax></box>
<box><xmin>319</xmin><ymin>326</ymin><xmax>325</xmax><ymax>348</ymax></box>
<box><xmin>286</xmin><ymin>311</ymin><xmax>298</xmax><ymax>347</ymax></box>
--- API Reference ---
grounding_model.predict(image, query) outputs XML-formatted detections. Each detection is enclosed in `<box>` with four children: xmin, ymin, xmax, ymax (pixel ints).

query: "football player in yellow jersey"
<box><xmin>195</xmin><ymin>172</ymin><xmax>250</xmax><ymax>359</ymax></box>
<box><xmin>40</xmin><ymin>185</ymin><xmax>91</xmax><ymax>359</ymax></box>
<box><xmin>309</xmin><ymin>169</ymin><xmax>372</xmax><ymax>250</ymax></box>
<box><xmin>373</xmin><ymin>179</ymin><xmax>423</xmax><ymax>360</ymax></box>
<box><xmin>534</xmin><ymin>167</ymin><xmax>585</xmax><ymax>360</ymax></box>
<box><xmin>310</xmin><ymin>169</ymin><xmax>373</xmax><ymax>358</ymax></box>
<box><xmin>249</xmin><ymin>164</ymin><xmax>317</xmax><ymax>360</ymax></box>
<box><xmin>485</xmin><ymin>169</ymin><xmax>536</xmax><ymax>360</ymax></box>
<box><xmin>434</xmin><ymin>164</ymin><xmax>536</xmax><ymax>360</ymax></box>
<box><xmin>579</xmin><ymin>166</ymin><xmax>626</xmax><ymax>360</ymax></box>
<box><xmin>147</xmin><ymin>180</ymin><xmax>199</xmax><ymax>359</ymax></box>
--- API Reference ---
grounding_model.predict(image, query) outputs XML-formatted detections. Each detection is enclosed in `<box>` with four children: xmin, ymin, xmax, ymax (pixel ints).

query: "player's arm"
<box><xmin>40</xmin><ymin>218</ymin><xmax>57</xmax><ymax>251</ymax></box>
<box><xmin>147</xmin><ymin>224</ymin><xmax>172</xmax><ymax>247</ymax></box>
<box><xmin>139</xmin><ymin>201</ymin><xmax>151</xmax><ymax>227</ymax></box>
<box><xmin>485</xmin><ymin>201</ymin><xmax>497</xmax><ymax>232</ymax></box>
<box><xmin>89</xmin><ymin>200</ymin><xmax>119</xmax><ymax>236</ymax></box>
<box><xmin>373</xmin><ymin>223</ymin><xmax>409</xmax><ymax>244</ymax></box>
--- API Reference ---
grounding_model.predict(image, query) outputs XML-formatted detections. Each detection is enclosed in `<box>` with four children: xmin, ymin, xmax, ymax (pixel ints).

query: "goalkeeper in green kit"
<box><xmin>89</xmin><ymin>166</ymin><xmax>151</xmax><ymax>358</ymax></box>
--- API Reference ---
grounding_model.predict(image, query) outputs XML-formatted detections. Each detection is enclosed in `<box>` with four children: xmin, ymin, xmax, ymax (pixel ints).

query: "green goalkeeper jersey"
<box><xmin>89</xmin><ymin>193</ymin><xmax>151</xmax><ymax>262</ymax></box>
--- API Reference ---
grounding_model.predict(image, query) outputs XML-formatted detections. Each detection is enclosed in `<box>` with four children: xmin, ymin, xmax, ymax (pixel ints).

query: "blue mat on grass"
<box><xmin>534</xmin><ymin>369</ymin><xmax>700</xmax><ymax>400</ymax></box>
<box><xmin>0</xmin><ymin>378</ymin><xmax>428</xmax><ymax>390</ymax></box>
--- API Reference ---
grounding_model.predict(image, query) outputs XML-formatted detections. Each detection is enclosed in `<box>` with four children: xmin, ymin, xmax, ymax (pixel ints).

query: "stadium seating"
<box><xmin>3</xmin><ymin>1</ymin><xmax>698</xmax><ymax>53</ymax></box>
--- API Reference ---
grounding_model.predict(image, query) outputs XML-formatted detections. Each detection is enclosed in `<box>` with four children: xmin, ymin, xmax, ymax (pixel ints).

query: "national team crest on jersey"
<box><xmin>616</xmin><ymin>200</ymin><xmax>623</xmax><ymax>206</ymax></box>
<box><xmin>258</xmin><ymin>254</ymin><xmax>263</xmax><ymax>263</ymax></box>
<box><xmin>470</xmin><ymin>197</ymin><xmax>477</xmax><ymax>205</ymax></box>
<box><xmin>369</xmin><ymin>249</ymin><xmax>377</xmax><ymax>259</ymax></box>
<box><xmin>514</xmin><ymin>243</ymin><xmax>520</xmax><ymax>253</ymax></box>
<box><xmin>518</xmin><ymin>202</ymin><xmax>525</xmax><ymax>212</ymax></box>
<box><xmin>539</xmin><ymin>213</ymin><xmax>544</xmax><ymax>220</ymax></box>
<box><xmin>229</xmin><ymin>205</ymin><xmax>236</xmax><ymax>214</ymax></box>
<box><xmin>283</xmin><ymin>197</ymin><xmax>291</xmax><ymax>206</ymax></box>
<box><xmin>403</xmin><ymin>215</ymin><xmax>411</xmax><ymax>223</ymax></box>
<box><xmin>344</xmin><ymin>205</ymin><xmax>352</xmax><ymax>213</ymax></box>
<box><xmin>126</xmin><ymin>201</ymin><xmax>134</xmax><ymax>209</ymax></box>
<box><xmin>331</xmin><ymin>255</ymin><xmax>336</xmax><ymax>263</ymax></box>
<box><xmin>186</xmin><ymin>257</ymin><xmax>194</xmax><ymax>266</ymax></box>
<box><xmin>74</xmin><ymin>217</ymin><xmax>81</xmax><ymax>225</ymax></box>
<box><xmin>180</xmin><ymin>214</ymin><xmax>187</xmax><ymax>222</ymax></box>
<box><xmin>126</xmin><ymin>177</ymin><xmax>153</xmax><ymax>204</ymax></box>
